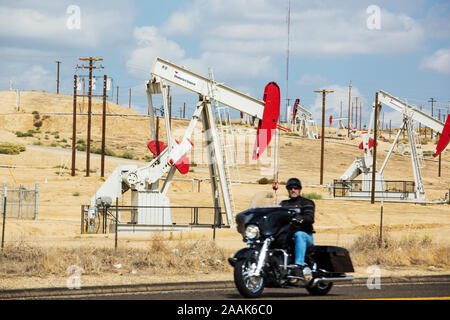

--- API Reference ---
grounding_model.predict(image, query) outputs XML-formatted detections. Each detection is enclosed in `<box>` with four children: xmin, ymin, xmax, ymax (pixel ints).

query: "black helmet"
<box><xmin>286</xmin><ymin>177</ymin><xmax>302</xmax><ymax>189</ymax></box>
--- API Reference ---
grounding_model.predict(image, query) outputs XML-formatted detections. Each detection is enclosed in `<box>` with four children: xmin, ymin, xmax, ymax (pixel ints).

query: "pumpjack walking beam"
<box><xmin>148</xmin><ymin>58</ymin><xmax>280</xmax><ymax>227</ymax></box>
<box><xmin>376</xmin><ymin>90</ymin><xmax>450</xmax><ymax>199</ymax></box>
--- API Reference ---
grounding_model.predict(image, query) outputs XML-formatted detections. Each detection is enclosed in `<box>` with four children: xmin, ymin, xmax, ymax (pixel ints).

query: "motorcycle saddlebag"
<box><xmin>310</xmin><ymin>245</ymin><xmax>354</xmax><ymax>273</ymax></box>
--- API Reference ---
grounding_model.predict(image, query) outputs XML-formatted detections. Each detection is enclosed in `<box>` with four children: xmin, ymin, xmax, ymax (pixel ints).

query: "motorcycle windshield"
<box><xmin>236</xmin><ymin>192</ymin><xmax>294</xmax><ymax>237</ymax></box>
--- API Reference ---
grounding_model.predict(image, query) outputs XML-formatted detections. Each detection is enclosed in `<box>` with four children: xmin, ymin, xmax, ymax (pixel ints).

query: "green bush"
<box><xmin>302</xmin><ymin>192</ymin><xmax>322</xmax><ymax>200</ymax></box>
<box><xmin>76</xmin><ymin>144</ymin><xmax>86</xmax><ymax>151</ymax></box>
<box><xmin>142</xmin><ymin>155</ymin><xmax>153</xmax><ymax>162</ymax></box>
<box><xmin>15</xmin><ymin>131</ymin><xmax>33</xmax><ymax>137</ymax></box>
<box><xmin>257</xmin><ymin>177</ymin><xmax>274</xmax><ymax>184</ymax></box>
<box><xmin>120</xmin><ymin>152</ymin><xmax>135</xmax><ymax>159</ymax></box>
<box><xmin>0</xmin><ymin>143</ymin><xmax>26</xmax><ymax>155</ymax></box>
<box><xmin>91</xmin><ymin>147</ymin><xmax>116</xmax><ymax>157</ymax></box>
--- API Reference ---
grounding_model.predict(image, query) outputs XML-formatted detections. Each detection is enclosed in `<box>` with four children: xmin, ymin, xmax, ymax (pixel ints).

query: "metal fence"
<box><xmin>333</xmin><ymin>180</ymin><xmax>415</xmax><ymax>198</ymax></box>
<box><xmin>80</xmin><ymin>204</ymin><xmax>227</xmax><ymax>235</ymax></box>
<box><xmin>1</xmin><ymin>183</ymin><xmax>39</xmax><ymax>219</ymax></box>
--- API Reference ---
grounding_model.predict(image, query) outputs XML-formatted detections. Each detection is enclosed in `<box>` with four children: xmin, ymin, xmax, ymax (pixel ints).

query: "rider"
<box><xmin>280</xmin><ymin>177</ymin><xmax>315</xmax><ymax>279</ymax></box>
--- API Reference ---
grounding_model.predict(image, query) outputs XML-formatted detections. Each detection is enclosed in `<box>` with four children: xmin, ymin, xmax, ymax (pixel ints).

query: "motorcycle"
<box><xmin>228</xmin><ymin>205</ymin><xmax>354</xmax><ymax>298</ymax></box>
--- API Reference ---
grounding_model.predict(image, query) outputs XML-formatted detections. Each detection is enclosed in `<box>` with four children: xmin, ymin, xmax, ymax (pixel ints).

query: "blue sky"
<box><xmin>1</xmin><ymin>0</ymin><xmax>449</xmax><ymax>127</ymax></box>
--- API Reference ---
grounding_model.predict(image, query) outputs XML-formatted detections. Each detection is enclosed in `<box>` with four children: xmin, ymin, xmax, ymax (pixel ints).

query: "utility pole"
<box><xmin>419</xmin><ymin>105</ymin><xmax>422</xmax><ymax>134</ymax></box>
<box><xmin>314</xmin><ymin>89</ymin><xmax>334</xmax><ymax>185</ymax></box>
<box><xmin>56</xmin><ymin>61</ymin><xmax>61</xmax><ymax>94</ymax></box>
<box><xmin>360</xmin><ymin>101</ymin><xmax>362</xmax><ymax>130</ymax></box>
<box><xmin>285</xmin><ymin>0</ymin><xmax>291</xmax><ymax>123</ymax></box>
<box><xmin>71</xmin><ymin>75</ymin><xmax>77</xmax><ymax>177</ymax></box>
<box><xmin>101</xmin><ymin>74</ymin><xmax>107</xmax><ymax>177</ymax></box>
<box><xmin>347</xmin><ymin>82</ymin><xmax>352</xmax><ymax>137</ymax></box>
<box><xmin>389</xmin><ymin>119</ymin><xmax>392</xmax><ymax>141</ymax></box>
<box><xmin>86</xmin><ymin>59</ymin><xmax>93</xmax><ymax>176</ymax></box>
<box><xmin>116</xmin><ymin>86</ymin><xmax>119</xmax><ymax>105</ymax></box>
<box><xmin>371</xmin><ymin>92</ymin><xmax>381</xmax><ymax>204</ymax></box>
<box><xmin>76</xmin><ymin>57</ymin><xmax>104</xmax><ymax>177</ymax></box>
<box><xmin>168</xmin><ymin>86</ymin><xmax>172</xmax><ymax>129</ymax></box>
<box><xmin>129</xmin><ymin>88</ymin><xmax>132</xmax><ymax>109</ymax></box>
<box><xmin>351</xmin><ymin>101</ymin><xmax>354</xmax><ymax>129</ymax></box>
<box><xmin>81</xmin><ymin>77</ymin><xmax>85</xmax><ymax>113</ymax></box>
<box><xmin>429</xmin><ymin>98</ymin><xmax>436</xmax><ymax>139</ymax></box>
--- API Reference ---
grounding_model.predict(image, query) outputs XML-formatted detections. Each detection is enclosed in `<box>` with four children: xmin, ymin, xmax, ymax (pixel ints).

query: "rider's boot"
<box><xmin>291</xmin><ymin>265</ymin><xmax>304</xmax><ymax>279</ymax></box>
<box><xmin>302</xmin><ymin>266</ymin><xmax>312</xmax><ymax>281</ymax></box>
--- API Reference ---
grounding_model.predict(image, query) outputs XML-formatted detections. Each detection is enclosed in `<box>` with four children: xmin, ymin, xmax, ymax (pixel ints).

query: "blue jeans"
<box><xmin>292</xmin><ymin>231</ymin><xmax>314</xmax><ymax>266</ymax></box>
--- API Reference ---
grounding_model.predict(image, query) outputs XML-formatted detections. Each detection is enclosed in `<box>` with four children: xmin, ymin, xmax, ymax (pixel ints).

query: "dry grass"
<box><xmin>0</xmin><ymin>233</ymin><xmax>231</xmax><ymax>277</ymax></box>
<box><xmin>349</xmin><ymin>231</ymin><xmax>450</xmax><ymax>268</ymax></box>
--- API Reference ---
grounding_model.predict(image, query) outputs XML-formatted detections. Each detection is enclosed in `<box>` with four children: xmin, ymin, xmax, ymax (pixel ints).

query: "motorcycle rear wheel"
<box><xmin>306</xmin><ymin>281</ymin><xmax>333</xmax><ymax>296</ymax></box>
<box><xmin>234</xmin><ymin>259</ymin><xmax>265</xmax><ymax>298</ymax></box>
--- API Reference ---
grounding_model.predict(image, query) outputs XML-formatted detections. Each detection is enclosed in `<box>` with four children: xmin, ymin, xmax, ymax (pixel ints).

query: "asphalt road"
<box><xmin>80</xmin><ymin>281</ymin><xmax>449</xmax><ymax>300</ymax></box>
<box><xmin>2</xmin><ymin>275</ymin><xmax>448</xmax><ymax>301</ymax></box>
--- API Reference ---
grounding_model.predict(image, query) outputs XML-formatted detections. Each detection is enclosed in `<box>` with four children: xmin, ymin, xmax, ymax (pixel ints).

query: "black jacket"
<box><xmin>280</xmin><ymin>196</ymin><xmax>315</xmax><ymax>234</ymax></box>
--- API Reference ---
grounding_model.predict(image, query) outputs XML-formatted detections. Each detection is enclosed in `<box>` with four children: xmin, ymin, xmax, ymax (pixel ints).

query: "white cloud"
<box><xmin>297</xmin><ymin>74</ymin><xmax>327</xmax><ymax>86</ymax></box>
<box><xmin>420</xmin><ymin>48</ymin><xmax>450</xmax><ymax>75</ymax></box>
<box><xmin>0</xmin><ymin>1</ymin><xmax>135</xmax><ymax>51</ymax></box>
<box><xmin>161</xmin><ymin>0</ymin><xmax>425</xmax><ymax>57</ymax></box>
<box><xmin>126</xmin><ymin>26</ymin><xmax>278</xmax><ymax>85</ymax></box>
<box><xmin>420</xmin><ymin>2</ymin><xmax>450</xmax><ymax>40</ymax></box>
<box><xmin>1</xmin><ymin>63</ymin><xmax>54</xmax><ymax>92</ymax></box>
<box><xmin>126</xmin><ymin>26</ymin><xmax>186</xmax><ymax>78</ymax></box>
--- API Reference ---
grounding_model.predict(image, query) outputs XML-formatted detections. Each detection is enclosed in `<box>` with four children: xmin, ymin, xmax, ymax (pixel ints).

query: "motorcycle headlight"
<box><xmin>245</xmin><ymin>224</ymin><xmax>260</xmax><ymax>240</ymax></box>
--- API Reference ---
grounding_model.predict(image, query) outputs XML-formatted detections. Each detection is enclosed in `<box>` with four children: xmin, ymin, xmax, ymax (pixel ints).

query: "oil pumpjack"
<box><xmin>90</xmin><ymin>57</ymin><xmax>280</xmax><ymax>230</ymax></box>
<box><xmin>337</xmin><ymin>90</ymin><xmax>450</xmax><ymax>200</ymax></box>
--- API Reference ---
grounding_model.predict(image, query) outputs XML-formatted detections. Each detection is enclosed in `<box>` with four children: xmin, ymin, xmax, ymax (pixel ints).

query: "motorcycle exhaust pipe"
<box><xmin>312</xmin><ymin>275</ymin><xmax>354</xmax><ymax>286</ymax></box>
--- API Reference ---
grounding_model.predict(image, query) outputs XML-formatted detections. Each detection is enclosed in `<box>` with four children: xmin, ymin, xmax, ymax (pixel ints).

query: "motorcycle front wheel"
<box><xmin>234</xmin><ymin>259</ymin><xmax>265</xmax><ymax>298</ymax></box>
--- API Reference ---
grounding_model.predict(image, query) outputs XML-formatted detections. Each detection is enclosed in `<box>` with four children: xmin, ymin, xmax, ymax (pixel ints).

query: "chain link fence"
<box><xmin>1</xmin><ymin>183</ymin><xmax>39</xmax><ymax>219</ymax></box>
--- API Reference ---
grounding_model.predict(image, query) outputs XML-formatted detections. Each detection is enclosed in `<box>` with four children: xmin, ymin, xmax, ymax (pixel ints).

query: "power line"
<box><xmin>74</xmin><ymin>57</ymin><xmax>105</xmax><ymax>177</ymax></box>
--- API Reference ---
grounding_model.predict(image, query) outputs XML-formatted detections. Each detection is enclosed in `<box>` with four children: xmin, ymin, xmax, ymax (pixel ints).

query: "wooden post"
<box><xmin>86</xmin><ymin>58</ymin><xmax>93</xmax><ymax>177</ymax></box>
<box><xmin>81</xmin><ymin>205</ymin><xmax>85</xmax><ymax>234</ymax></box>
<box><xmin>314</xmin><ymin>89</ymin><xmax>334</xmax><ymax>185</ymax></box>
<box><xmin>71</xmin><ymin>75</ymin><xmax>77</xmax><ymax>176</ymax></box>
<box><xmin>101</xmin><ymin>74</ymin><xmax>107</xmax><ymax>177</ymax></box>
<box><xmin>1</xmin><ymin>184</ymin><xmax>6</xmax><ymax>250</ymax></box>
<box><xmin>371</xmin><ymin>93</ymin><xmax>380</xmax><ymax>204</ymax></box>
<box><xmin>378</xmin><ymin>200</ymin><xmax>384</xmax><ymax>248</ymax></box>
<box><xmin>115</xmin><ymin>198</ymin><xmax>118</xmax><ymax>251</ymax></box>
<box><xmin>347</xmin><ymin>83</ymin><xmax>352</xmax><ymax>137</ymax></box>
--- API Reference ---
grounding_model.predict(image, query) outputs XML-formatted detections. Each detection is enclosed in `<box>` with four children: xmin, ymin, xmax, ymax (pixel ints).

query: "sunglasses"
<box><xmin>287</xmin><ymin>186</ymin><xmax>300</xmax><ymax>190</ymax></box>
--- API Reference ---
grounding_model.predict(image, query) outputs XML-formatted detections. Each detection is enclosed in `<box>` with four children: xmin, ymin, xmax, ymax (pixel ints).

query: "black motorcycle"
<box><xmin>228</xmin><ymin>206</ymin><xmax>354</xmax><ymax>298</ymax></box>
